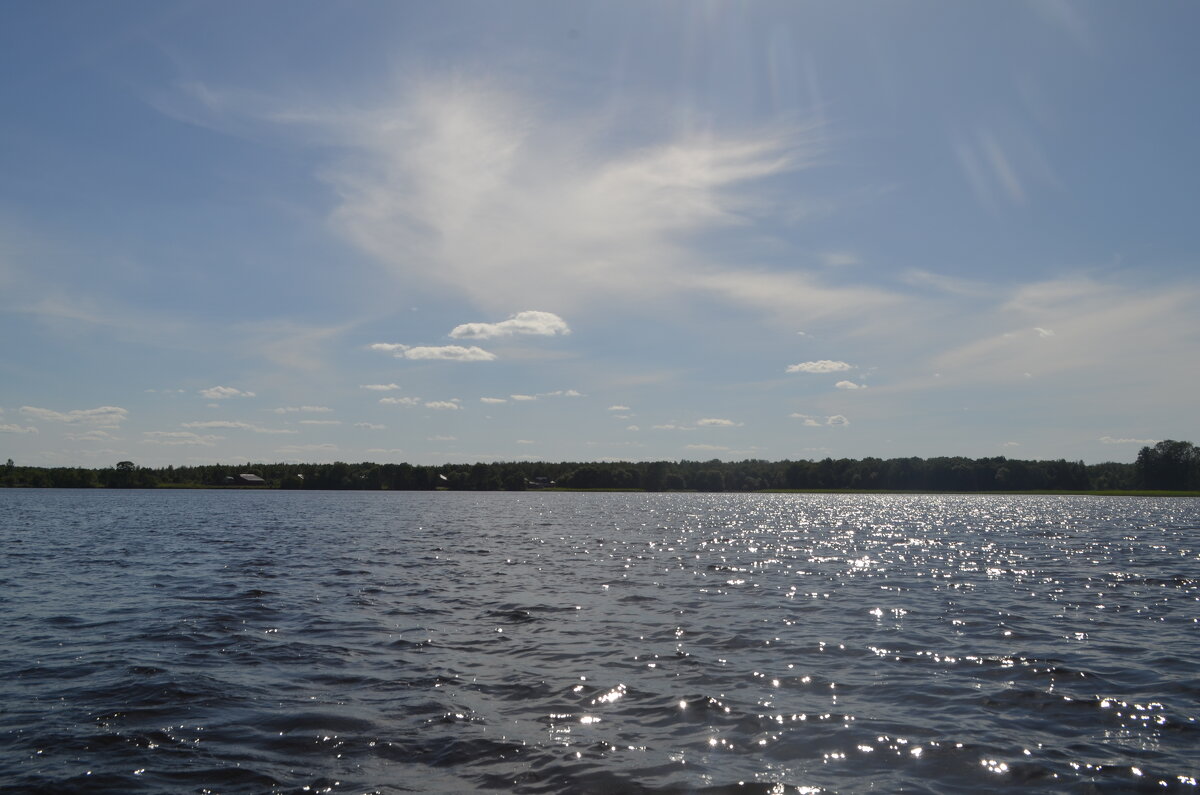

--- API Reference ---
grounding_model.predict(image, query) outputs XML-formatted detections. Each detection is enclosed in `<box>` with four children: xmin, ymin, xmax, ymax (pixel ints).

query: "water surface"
<box><xmin>1</xmin><ymin>491</ymin><xmax>1197</xmax><ymax>793</ymax></box>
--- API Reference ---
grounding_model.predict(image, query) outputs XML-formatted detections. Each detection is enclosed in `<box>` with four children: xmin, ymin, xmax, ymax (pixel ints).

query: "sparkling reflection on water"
<box><xmin>1</xmin><ymin>490</ymin><xmax>1197</xmax><ymax>793</ymax></box>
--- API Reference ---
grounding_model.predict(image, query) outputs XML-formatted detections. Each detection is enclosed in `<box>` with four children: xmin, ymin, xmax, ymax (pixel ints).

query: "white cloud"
<box><xmin>380</xmin><ymin>397</ymin><xmax>420</xmax><ymax>406</ymax></box>
<box><xmin>199</xmin><ymin>386</ymin><xmax>255</xmax><ymax>399</ymax></box>
<box><xmin>608</xmin><ymin>405</ymin><xmax>631</xmax><ymax>411</ymax></box>
<box><xmin>299</xmin><ymin>419</ymin><xmax>342</xmax><ymax>425</ymax></box>
<box><xmin>397</xmin><ymin>344</ymin><xmax>497</xmax><ymax>362</ymax></box>
<box><xmin>366</xmin><ymin>447</ymin><xmax>404</xmax><ymax>454</ymax></box>
<box><xmin>354</xmin><ymin>422</ymin><xmax>387</xmax><ymax>430</ymax></box>
<box><xmin>428</xmin><ymin>435</ymin><xmax>456</xmax><ymax>441</ymax></box>
<box><xmin>480</xmin><ymin>397</ymin><xmax>507</xmax><ymax>404</ymax></box>
<box><xmin>686</xmin><ymin>443</ymin><xmax>729</xmax><ymax>451</ymax></box>
<box><xmin>517</xmin><ymin>439</ymin><xmax>535</xmax><ymax>444</ymax></box>
<box><xmin>273</xmin><ymin>405</ymin><xmax>332</xmax><ymax>414</ymax></box>
<box><xmin>786</xmin><ymin>360</ymin><xmax>852</xmax><ymax>374</ymax></box>
<box><xmin>790</xmin><ymin>413</ymin><xmax>848</xmax><ymax>427</ymax></box>
<box><xmin>626</xmin><ymin>425</ymin><xmax>640</xmax><ymax>431</ymax></box>
<box><xmin>181</xmin><ymin>420</ymin><xmax>297</xmax><ymax>434</ymax></box>
<box><xmin>20</xmin><ymin>405</ymin><xmax>128</xmax><ymax>426</ymax></box>
<box><xmin>510</xmin><ymin>394</ymin><xmax>537</xmax><ymax>401</ymax></box>
<box><xmin>142</xmin><ymin>431</ymin><xmax>221</xmax><ymax>446</ymax></box>
<box><xmin>540</xmin><ymin>389</ymin><xmax>584</xmax><ymax>398</ymax></box>
<box><xmin>360</xmin><ymin>383</ymin><xmax>402</xmax><ymax>391</ymax></box>
<box><xmin>368</xmin><ymin>343</ymin><xmax>408</xmax><ymax>353</ymax></box>
<box><xmin>697</xmin><ymin>418</ymin><xmax>739</xmax><ymax>427</ymax></box>
<box><xmin>0</xmin><ymin>424</ymin><xmax>37</xmax><ymax>434</ymax></box>
<box><xmin>1033</xmin><ymin>327</ymin><xmax>1055</xmax><ymax>338</ymax></box>
<box><xmin>288</xmin><ymin>78</ymin><xmax>906</xmax><ymax>326</ymax></box>
<box><xmin>835</xmin><ymin>380</ymin><xmax>865</xmax><ymax>390</ymax></box>
<box><xmin>1099</xmin><ymin>436</ymin><xmax>1157</xmax><ymax>445</ymax></box>
<box><xmin>652</xmin><ymin>424</ymin><xmax>693</xmax><ymax>431</ymax></box>
<box><xmin>449</xmin><ymin>310</ymin><xmax>570</xmax><ymax>339</ymax></box>
<box><xmin>425</xmin><ymin>400</ymin><xmax>462</xmax><ymax>410</ymax></box>
<box><xmin>66</xmin><ymin>429</ymin><xmax>120</xmax><ymax>442</ymax></box>
<box><xmin>790</xmin><ymin>413</ymin><xmax>823</xmax><ymax>427</ymax></box>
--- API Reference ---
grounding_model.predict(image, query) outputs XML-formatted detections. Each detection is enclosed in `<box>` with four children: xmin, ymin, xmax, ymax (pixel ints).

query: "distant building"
<box><xmin>224</xmin><ymin>473</ymin><xmax>266</xmax><ymax>486</ymax></box>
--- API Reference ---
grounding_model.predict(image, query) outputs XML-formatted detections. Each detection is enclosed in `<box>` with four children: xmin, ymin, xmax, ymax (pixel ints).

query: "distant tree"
<box><xmin>1136</xmin><ymin>440</ymin><xmax>1199</xmax><ymax>490</ymax></box>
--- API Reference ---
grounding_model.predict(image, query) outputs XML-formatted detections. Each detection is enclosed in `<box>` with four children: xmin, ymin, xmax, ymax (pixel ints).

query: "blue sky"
<box><xmin>2</xmin><ymin>1</ymin><xmax>1197</xmax><ymax>467</ymax></box>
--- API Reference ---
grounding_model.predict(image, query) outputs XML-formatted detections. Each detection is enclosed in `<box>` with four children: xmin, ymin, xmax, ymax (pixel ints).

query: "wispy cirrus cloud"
<box><xmin>252</xmin><ymin>77</ymin><xmax>899</xmax><ymax>326</ymax></box>
<box><xmin>199</xmin><ymin>386</ymin><xmax>255</xmax><ymax>400</ymax></box>
<box><xmin>181</xmin><ymin>420</ymin><xmax>297</xmax><ymax>434</ymax></box>
<box><xmin>21</xmin><ymin>405</ymin><xmax>128</xmax><ymax>426</ymax></box>
<box><xmin>449</xmin><ymin>310</ymin><xmax>570</xmax><ymax>340</ymax></box>
<box><xmin>0</xmin><ymin>423</ymin><xmax>38</xmax><ymax>434</ymax></box>
<box><xmin>786</xmin><ymin>360</ymin><xmax>852</xmax><ymax>374</ymax></box>
<box><xmin>143</xmin><ymin>431</ymin><xmax>222</xmax><ymax>446</ymax></box>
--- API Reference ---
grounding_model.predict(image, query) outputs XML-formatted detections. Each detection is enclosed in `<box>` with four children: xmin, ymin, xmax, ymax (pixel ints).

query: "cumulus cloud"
<box><xmin>142</xmin><ymin>431</ymin><xmax>221</xmax><ymax>446</ymax></box>
<box><xmin>449</xmin><ymin>310</ymin><xmax>570</xmax><ymax>340</ymax></box>
<box><xmin>199</xmin><ymin>386</ymin><xmax>255</xmax><ymax>399</ymax></box>
<box><xmin>273</xmin><ymin>405</ymin><xmax>332</xmax><ymax>414</ymax></box>
<box><xmin>424</xmin><ymin>400</ymin><xmax>461</xmax><ymax>410</ymax></box>
<box><xmin>371</xmin><ymin>343</ymin><xmax>497</xmax><ymax>362</ymax></box>
<box><xmin>835</xmin><ymin>380</ymin><xmax>865</xmax><ymax>390</ymax></box>
<box><xmin>0</xmin><ymin>423</ymin><xmax>38</xmax><ymax>434</ymax></box>
<box><xmin>181</xmin><ymin>420</ymin><xmax>297</xmax><ymax>434</ymax></box>
<box><xmin>360</xmin><ymin>383</ymin><xmax>402</xmax><ymax>391</ymax></box>
<box><xmin>786</xmin><ymin>360</ymin><xmax>852</xmax><ymax>374</ymax></box>
<box><xmin>20</xmin><ymin>405</ymin><xmax>128</xmax><ymax>426</ymax></box>
<box><xmin>380</xmin><ymin>397</ymin><xmax>420</xmax><ymax>406</ymax></box>
<box><xmin>510</xmin><ymin>394</ymin><xmax>537</xmax><ymax>401</ymax></box>
<box><xmin>697</xmin><ymin>418</ymin><xmax>739</xmax><ymax>427</ymax></box>
<box><xmin>541</xmin><ymin>389</ymin><xmax>583</xmax><ymax>398</ymax></box>
<box><xmin>480</xmin><ymin>397</ymin><xmax>507</xmax><ymax>404</ymax></box>
<box><xmin>790</xmin><ymin>413</ymin><xmax>849</xmax><ymax>427</ymax></box>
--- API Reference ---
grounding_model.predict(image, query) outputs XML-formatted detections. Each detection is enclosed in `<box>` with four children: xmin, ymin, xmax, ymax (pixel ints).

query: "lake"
<box><xmin>1</xmin><ymin>490</ymin><xmax>1197</xmax><ymax>793</ymax></box>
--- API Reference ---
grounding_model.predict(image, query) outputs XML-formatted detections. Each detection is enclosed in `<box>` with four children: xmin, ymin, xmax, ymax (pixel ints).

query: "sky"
<box><xmin>2</xmin><ymin>1</ymin><xmax>1198</xmax><ymax>468</ymax></box>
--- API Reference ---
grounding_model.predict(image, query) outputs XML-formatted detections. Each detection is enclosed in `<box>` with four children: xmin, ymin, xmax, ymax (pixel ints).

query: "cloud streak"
<box><xmin>450</xmin><ymin>310</ymin><xmax>570</xmax><ymax>339</ymax></box>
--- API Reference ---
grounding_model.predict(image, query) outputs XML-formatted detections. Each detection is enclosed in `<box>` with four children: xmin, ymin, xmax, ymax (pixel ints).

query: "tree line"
<box><xmin>2</xmin><ymin>440</ymin><xmax>1197</xmax><ymax>492</ymax></box>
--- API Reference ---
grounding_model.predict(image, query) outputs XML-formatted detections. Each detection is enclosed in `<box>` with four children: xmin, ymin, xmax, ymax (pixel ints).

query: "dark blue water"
<box><xmin>1</xmin><ymin>490</ymin><xmax>1197</xmax><ymax>793</ymax></box>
